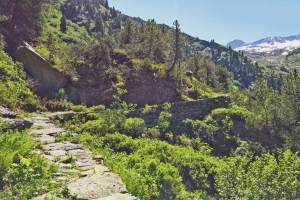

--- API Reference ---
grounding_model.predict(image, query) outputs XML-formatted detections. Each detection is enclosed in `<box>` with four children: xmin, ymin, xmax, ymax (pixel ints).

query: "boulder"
<box><xmin>48</xmin><ymin>111</ymin><xmax>76</xmax><ymax>121</ymax></box>
<box><xmin>0</xmin><ymin>106</ymin><xmax>17</xmax><ymax>118</ymax></box>
<box><xmin>1</xmin><ymin>118</ymin><xmax>33</xmax><ymax>131</ymax></box>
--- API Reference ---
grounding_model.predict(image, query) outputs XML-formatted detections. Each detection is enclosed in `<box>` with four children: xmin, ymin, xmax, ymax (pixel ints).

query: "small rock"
<box><xmin>31</xmin><ymin>127</ymin><xmax>64</xmax><ymax>136</ymax></box>
<box><xmin>59</xmin><ymin>163</ymin><xmax>72</xmax><ymax>170</ymax></box>
<box><xmin>49</xmin><ymin>111</ymin><xmax>75</xmax><ymax>121</ymax></box>
<box><xmin>0</xmin><ymin>106</ymin><xmax>16</xmax><ymax>118</ymax></box>
<box><xmin>94</xmin><ymin>155</ymin><xmax>104</xmax><ymax>165</ymax></box>
<box><xmin>36</xmin><ymin>135</ymin><xmax>55</xmax><ymax>144</ymax></box>
<box><xmin>98</xmin><ymin>193</ymin><xmax>139</xmax><ymax>200</ymax></box>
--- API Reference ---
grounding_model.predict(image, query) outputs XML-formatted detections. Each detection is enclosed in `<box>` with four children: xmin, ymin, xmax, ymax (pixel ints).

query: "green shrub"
<box><xmin>216</xmin><ymin>150</ymin><xmax>300</xmax><ymax>200</ymax></box>
<box><xmin>156</xmin><ymin>112</ymin><xmax>173</xmax><ymax>133</ymax></box>
<box><xmin>71</xmin><ymin>105</ymin><xmax>88</xmax><ymax>112</ymax></box>
<box><xmin>78</xmin><ymin>133</ymin><xmax>217</xmax><ymax>199</ymax></box>
<box><xmin>124</xmin><ymin>118</ymin><xmax>146</xmax><ymax>137</ymax></box>
<box><xmin>142</xmin><ymin>104</ymin><xmax>159</xmax><ymax>114</ymax></box>
<box><xmin>81</xmin><ymin>117</ymin><xmax>114</xmax><ymax>135</ymax></box>
<box><xmin>43</xmin><ymin>99</ymin><xmax>71</xmax><ymax>112</ymax></box>
<box><xmin>211</xmin><ymin>105</ymin><xmax>253</xmax><ymax>121</ymax></box>
<box><xmin>0</xmin><ymin>127</ymin><xmax>56</xmax><ymax>198</ymax></box>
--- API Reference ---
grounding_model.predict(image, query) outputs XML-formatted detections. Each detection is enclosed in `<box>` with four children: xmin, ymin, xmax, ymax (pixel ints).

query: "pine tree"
<box><xmin>104</xmin><ymin>0</ymin><xmax>109</xmax><ymax>9</ymax></box>
<box><xmin>111</xmin><ymin>7</ymin><xmax>117</xmax><ymax>17</ymax></box>
<box><xmin>95</xmin><ymin>15</ymin><xmax>105</xmax><ymax>35</ymax></box>
<box><xmin>46</xmin><ymin>33</ymin><xmax>55</xmax><ymax>63</ymax></box>
<box><xmin>167</xmin><ymin>20</ymin><xmax>182</xmax><ymax>76</ymax></box>
<box><xmin>60</xmin><ymin>16</ymin><xmax>67</xmax><ymax>33</ymax></box>
<box><xmin>121</xmin><ymin>20</ymin><xmax>133</xmax><ymax>44</ymax></box>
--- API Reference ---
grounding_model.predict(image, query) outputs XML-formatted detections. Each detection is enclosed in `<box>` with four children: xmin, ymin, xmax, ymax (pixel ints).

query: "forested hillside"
<box><xmin>0</xmin><ymin>0</ymin><xmax>299</xmax><ymax>199</ymax></box>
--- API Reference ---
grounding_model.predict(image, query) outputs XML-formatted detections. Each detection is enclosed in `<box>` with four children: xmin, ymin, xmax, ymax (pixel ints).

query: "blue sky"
<box><xmin>109</xmin><ymin>0</ymin><xmax>300</xmax><ymax>45</ymax></box>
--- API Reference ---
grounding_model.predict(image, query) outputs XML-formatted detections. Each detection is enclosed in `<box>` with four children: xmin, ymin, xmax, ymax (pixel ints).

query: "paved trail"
<box><xmin>30</xmin><ymin>114</ymin><xmax>137</xmax><ymax>200</ymax></box>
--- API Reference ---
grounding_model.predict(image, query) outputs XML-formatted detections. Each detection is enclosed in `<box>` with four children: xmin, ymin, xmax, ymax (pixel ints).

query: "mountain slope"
<box><xmin>60</xmin><ymin>0</ymin><xmax>259</xmax><ymax>88</ymax></box>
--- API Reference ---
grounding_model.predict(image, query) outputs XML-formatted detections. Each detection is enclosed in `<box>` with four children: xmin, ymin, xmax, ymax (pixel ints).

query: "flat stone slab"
<box><xmin>97</xmin><ymin>193</ymin><xmax>139</xmax><ymax>200</ymax></box>
<box><xmin>68</xmin><ymin>149</ymin><xmax>93</xmax><ymax>159</ymax></box>
<box><xmin>31</xmin><ymin>127</ymin><xmax>64</xmax><ymax>136</ymax></box>
<box><xmin>33</xmin><ymin>121</ymin><xmax>55</xmax><ymax>128</ymax></box>
<box><xmin>49</xmin><ymin>149</ymin><xmax>67</xmax><ymax>157</ymax></box>
<box><xmin>31</xmin><ymin>116</ymin><xmax>50</xmax><ymax>122</ymax></box>
<box><xmin>68</xmin><ymin>172</ymin><xmax>128</xmax><ymax>199</ymax></box>
<box><xmin>43</xmin><ymin>142</ymin><xmax>82</xmax><ymax>151</ymax></box>
<box><xmin>36</xmin><ymin>135</ymin><xmax>56</xmax><ymax>144</ymax></box>
<box><xmin>76</xmin><ymin>159</ymin><xmax>96</xmax><ymax>168</ymax></box>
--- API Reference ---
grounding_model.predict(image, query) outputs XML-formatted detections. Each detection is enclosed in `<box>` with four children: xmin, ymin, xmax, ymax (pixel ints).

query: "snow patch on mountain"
<box><xmin>237</xmin><ymin>39</ymin><xmax>300</xmax><ymax>55</ymax></box>
<box><xmin>228</xmin><ymin>34</ymin><xmax>300</xmax><ymax>56</ymax></box>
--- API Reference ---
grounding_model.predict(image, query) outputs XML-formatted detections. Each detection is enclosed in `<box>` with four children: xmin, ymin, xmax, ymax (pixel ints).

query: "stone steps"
<box><xmin>29</xmin><ymin>113</ymin><xmax>138</xmax><ymax>200</ymax></box>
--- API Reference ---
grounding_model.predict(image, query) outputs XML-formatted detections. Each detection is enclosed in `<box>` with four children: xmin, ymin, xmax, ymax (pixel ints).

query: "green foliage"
<box><xmin>211</xmin><ymin>105</ymin><xmax>253</xmax><ymax>120</ymax></box>
<box><xmin>78</xmin><ymin>133</ymin><xmax>217</xmax><ymax>200</ymax></box>
<box><xmin>0</xmin><ymin>126</ymin><xmax>56</xmax><ymax>199</ymax></box>
<box><xmin>216</xmin><ymin>150</ymin><xmax>300</xmax><ymax>200</ymax></box>
<box><xmin>156</xmin><ymin>112</ymin><xmax>173</xmax><ymax>133</ymax></box>
<box><xmin>0</xmin><ymin>44</ymin><xmax>39</xmax><ymax>110</ymax></box>
<box><xmin>81</xmin><ymin>117</ymin><xmax>114</xmax><ymax>135</ymax></box>
<box><xmin>124</xmin><ymin>118</ymin><xmax>146</xmax><ymax>137</ymax></box>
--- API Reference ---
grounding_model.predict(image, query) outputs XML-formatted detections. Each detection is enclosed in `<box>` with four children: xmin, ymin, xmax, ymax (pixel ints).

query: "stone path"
<box><xmin>30</xmin><ymin>114</ymin><xmax>138</xmax><ymax>200</ymax></box>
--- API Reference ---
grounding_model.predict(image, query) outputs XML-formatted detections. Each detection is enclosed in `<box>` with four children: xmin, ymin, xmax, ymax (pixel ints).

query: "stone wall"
<box><xmin>130</xmin><ymin>95</ymin><xmax>232</xmax><ymax>126</ymax></box>
<box><xmin>16</xmin><ymin>43</ymin><xmax>67</xmax><ymax>96</ymax></box>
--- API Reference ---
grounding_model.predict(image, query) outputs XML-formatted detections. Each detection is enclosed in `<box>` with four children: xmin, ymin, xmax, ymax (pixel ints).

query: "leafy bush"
<box><xmin>216</xmin><ymin>150</ymin><xmax>300</xmax><ymax>200</ymax></box>
<box><xmin>0</xmin><ymin>126</ymin><xmax>56</xmax><ymax>198</ymax></box>
<box><xmin>211</xmin><ymin>105</ymin><xmax>253</xmax><ymax>121</ymax></box>
<box><xmin>43</xmin><ymin>99</ymin><xmax>71</xmax><ymax>112</ymax></box>
<box><xmin>81</xmin><ymin>117</ymin><xmax>115</xmax><ymax>135</ymax></box>
<box><xmin>124</xmin><ymin>118</ymin><xmax>146</xmax><ymax>137</ymax></box>
<box><xmin>78</xmin><ymin>133</ymin><xmax>216</xmax><ymax>200</ymax></box>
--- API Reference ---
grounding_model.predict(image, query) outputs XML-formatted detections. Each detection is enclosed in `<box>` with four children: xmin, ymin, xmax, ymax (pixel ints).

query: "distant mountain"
<box><xmin>227</xmin><ymin>39</ymin><xmax>246</xmax><ymax>49</ymax></box>
<box><xmin>228</xmin><ymin>34</ymin><xmax>300</xmax><ymax>64</ymax></box>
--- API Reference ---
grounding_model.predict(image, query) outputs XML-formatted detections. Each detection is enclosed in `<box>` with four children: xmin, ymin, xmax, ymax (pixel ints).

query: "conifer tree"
<box><xmin>167</xmin><ymin>20</ymin><xmax>182</xmax><ymax>76</ymax></box>
<box><xmin>60</xmin><ymin>16</ymin><xmax>67</xmax><ymax>33</ymax></box>
<box><xmin>46</xmin><ymin>33</ymin><xmax>55</xmax><ymax>63</ymax></box>
<box><xmin>95</xmin><ymin>15</ymin><xmax>105</xmax><ymax>35</ymax></box>
<box><xmin>121</xmin><ymin>20</ymin><xmax>133</xmax><ymax>44</ymax></box>
<box><xmin>104</xmin><ymin>0</ymin><xmax>109</xmax><ymax>9</ymax></box>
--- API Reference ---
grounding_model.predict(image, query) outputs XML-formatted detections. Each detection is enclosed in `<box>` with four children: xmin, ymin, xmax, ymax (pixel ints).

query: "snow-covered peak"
<box><xmin>230</xmin><ymin>34</ymin><xmax>300</xmax><ymax>56</ymax></box>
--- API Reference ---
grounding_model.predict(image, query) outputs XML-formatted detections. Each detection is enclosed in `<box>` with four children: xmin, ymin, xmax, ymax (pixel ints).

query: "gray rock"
<box><xmin>97</xmin><ymin>193</ymin><xmax>139</xmax><ymax>200</ymax></box>
<box><xmin>94</xmin><ymin>155</ymin><xmax>104</xmax><ymax>165</ymax></box>
<box><xmin>0</xmin><ymin>106</ymin><xmax>16</xmax><ymax>118</ymax></box>
<box><xmin>49</xmin><ymin>149</ymin><xmax>67</xmax><ymax>157</ymax></box>
<box><xmin>36</xmin><ymin>135</ymin><xmax>56</xmax><ymax>144</ymax></box>
<box><xmin>68</xmin><ymin>172</ymin><xmax>129</xmax><ymax>199</ymax></box>
<box><xmin>1</xmin><ymin>118</ymin><xmax>33</xmax><ymax>130</ymax></box>
<box><xmin>31</xmin><ymin>127</ymin><xmax>64</xmax><ymax>136</ymax></box>
<box><xmin>49</xmin><ymin>111</ymin><xmax>76</xmax><ymax>121</ymax></box>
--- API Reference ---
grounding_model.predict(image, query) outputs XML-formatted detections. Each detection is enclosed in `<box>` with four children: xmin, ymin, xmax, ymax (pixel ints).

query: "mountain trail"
<box><xmin>29</xmin><ymin>113</ymin><xmax>138</xmax><ymax>200</ymax></box>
